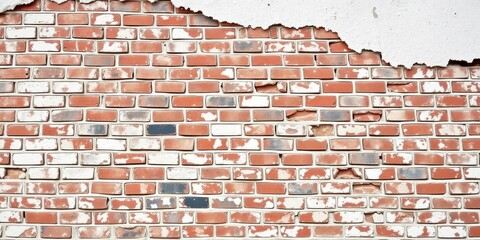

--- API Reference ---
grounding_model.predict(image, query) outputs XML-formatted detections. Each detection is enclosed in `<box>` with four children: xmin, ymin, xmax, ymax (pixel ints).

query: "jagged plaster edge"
<box><xmin>1</xmin><ymin>0</ymin><xmax>480</xmax><ymax>68</ymax></box>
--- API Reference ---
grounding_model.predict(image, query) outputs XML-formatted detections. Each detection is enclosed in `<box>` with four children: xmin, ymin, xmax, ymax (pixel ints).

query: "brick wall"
<box><xmin>0</xmin><ymin>0</ymin><xmax>480</xmax><ymax>239</ymax></box>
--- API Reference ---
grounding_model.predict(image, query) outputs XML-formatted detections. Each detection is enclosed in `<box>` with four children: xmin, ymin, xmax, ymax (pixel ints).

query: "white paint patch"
<box><xmin>182</xmin><ymin>153</ymin><xmax>209</xmax><ymax>165</ymax></box>
<box><xmin>249</xmin><ymin>226</ymin><xmax>277</xmax><ymax>238</ymax></box>
<box><xmin>39</xmin><ymin>27</ymin><xmax>57</xmax><ymax>38</ymax></box>
<box><xmin>30</xmin><ymin>41</ymin><xmax>59</xmax><ymax>52</ymax></box>
<box><xmin>407</xmin><ymin>226</ymin><xmax>435</xmax><ymax>238</ymax></box>
<box><xmin>465</xmin><ymin>168</ymin><xmax>480</xmax><ymax>179</ymax></box>
<box><xmin>212</xmin><ymin>124</ymin><xmax>242</xmax><ymax>136</ymax></box>
<box><xmin>236</xmin><ymin>138</ymin><xmax>260</xmax><ymax>150</ymax></box>
<box><xmin>100</xmin><ymin>42</ymin><xmax>125</xmax><ymax>53</ymax></box>
<box><xmin>438</xmin><ymin>226</ymin><xmax>467</xmax><ymax>238</ymax></box>
<box><xmin>423</xmin><ymin>211</ymin><xmax>446</xmax><ymax>223</ymax></box>
<box><xmin>437</xmin><ymin>124</ymin><xmax>465</xmax><ymax>136</ymax></box>
<box><xmin>290</xmin><ymin>82</ymin><xmax>320</xmax><ymax>93</ymax></box>
<box><xmin>116</xmin><ymin>28</ymin><xmax>136</xmax><ymax>39</ymax></box>
<box><xmin>167</xmin><ymin>167</ymin><xmax>198</xmax><ymax>179</ymax></box>
<box><xmin>346</xmin><ymin>225</ymin><xmax>373</xmax><ymax>237</ymax></box>
<box><xmin>148</xmin><ymin>153</ymin><xmax>179</xmax><ymax>165</ymax></box>
<box><xmin>221</xmin><ymin>69</ymin><xmax>235</xmax><ymax>78</ymax></box>
<box><xmin>422</xmin><ymin>82</ymin><xmax>448</xmax><ymax>93</ymax></box>
<box><xmin>5</xmin><ymin>225</ymin><xmax>36</xmax><ymax>237</ymax></box>
<box><xmin>278</xmin><ymin>197</ymin><xmax>303</xmax><ymax>209</ymax></box>
<box><xmin>94</xmin><ymin>14</ymin><xmax>118</xmax><ymax>25</ymax></box>
<box><xmin>212</xmin><ymin>139</ymin><xmax>223</xmax><ymax>149</ymax></box>
<box><xmin>171</xmin><ymin>0</ymin><xmax>480</xmax><ymax>67</ymax></box>
<box><xmin>24</xmin><ymin>14</ymin><xmax>55</xmax><ymax>24</ymax></box>
<box><xmin>241</xmin><ymin>96</ymin><xmax>269</xmax><ymax>107</ymax></box>
<box><xmin>6</xmin><ymin>27</ymin><xmax>36</xmax><ymax>39</ymax></box>
<box><xmin>353</xmin><ymin>68</ymin><xmax>370</xmax><ymax>78</ymax></box>
<box><xmin>306</xmin><ymin>197</ymin><xmax>335</xmax><ymax>209</ymax></box>
<box><xmin>337</xmin><ymin>211</ymin><xmax>364</xmax><ymax>223</ymax></box>
<box><xmin>200</xmin><ymin>112</ymin><xmax>217</xmax><ymax>121</ymax></box>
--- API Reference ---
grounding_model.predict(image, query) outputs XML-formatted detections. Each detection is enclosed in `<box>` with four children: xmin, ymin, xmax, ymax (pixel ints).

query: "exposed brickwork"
<box><xmin>0</xmin><ymin>0</ymin><xmax>479</xmax><ymax>239</ymax></box>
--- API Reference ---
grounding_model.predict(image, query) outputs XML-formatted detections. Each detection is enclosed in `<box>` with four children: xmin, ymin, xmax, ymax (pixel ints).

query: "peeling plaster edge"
<box><xmin>1</xmin><ymin>0</ymin><xmax>479</xmax><ymax>68</ymax></box>
<box><xmin>170</xmin><ymin>1</ymin><xmax>386</xmax><ymax>65</ymax></box>
<box><xmin>168</xmin><ymin>0</ymin><xmax>477</xmax><ymax>69</ymax></box>
<box><xmin>0</xmin><ymin>0</ymin><xmax>35</xmax><ymax>13</ymax></box>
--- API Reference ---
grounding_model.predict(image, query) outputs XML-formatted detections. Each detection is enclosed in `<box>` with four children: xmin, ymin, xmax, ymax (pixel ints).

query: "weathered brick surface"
<box><xmin>0</xmin><ymin>0</ymin><xmax>479</xmax><ymax>239</ymax></box>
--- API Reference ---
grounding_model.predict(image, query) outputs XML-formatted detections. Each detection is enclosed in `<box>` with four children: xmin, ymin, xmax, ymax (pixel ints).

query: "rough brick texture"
<box><xmin>0</xmin><ymin>0</ymin><xmax>480</xmax><ymax>239</ymax></box>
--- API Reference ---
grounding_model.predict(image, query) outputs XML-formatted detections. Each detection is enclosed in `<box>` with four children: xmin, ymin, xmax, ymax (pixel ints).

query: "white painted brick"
<box><xmin>63</xmin><ymin>168</ymin><xmax>95</xmax><ymax>180</ymax></box>
<box><xmin>99</xmin><ymin>41</ymin><xmax>128</xmax><ymax>53</ymax></box>
<box><xmin>465</xmin><ymin>168</ymin><xmax>480</xmax><ymax>179</ymax></box>
<box><xmin>172</xmin><ymin>28</ymin><xmax>202</xmax><ymax>39</ymax></box>
<box><xmin>214</xmin><ymin>153</ymin><xmax>247</xmax><ymax>165</ymax></box>
<box><xmin>12</xmin><ymin>153</ymin><xmax>43</xmax><ymax>165</ymax></box>
<box><xmin>306</xmin><ymin>197</ymin><xmax>336</xmax><ymax>209</ymax></box>
<box><xmin>345</xmin><ymin>225</ymin><xmax>374</xmax><ymax>237</ymax></box>
<box><xmin>241</xmin><ymin>96</ymin><xmax>270</xmax><ymax>107</ymax></box>
<box><xmin>25</xmin><ymin>138</ymin><xmax>57</xmax><ymax>150</ymax></box>
<box><xmin>406</xmin><ymin>226</ymin><xmax>436</xmax><ymax>238</ymax></box>
<box><xmin>446</xmin><ymin>153</ymin><xmax>478</xmax><ymax>165</ymax></box>
<box><xmin>115</xmin><ymin>28</ymin><xmax>136</xmax><ymax>39</ymax></box>
<box><xmin>96</xmin><ymin>139</ymin><xmax>127</xmax><ymax>150</ymax></box>
<box><xmin>28</xmin><ymin>167</ymin><xmax>60</xmax><ymax>180</ymax></box>
<box><xmin>0</xmin><ymin>139</ymin><xmax>23</xmax><ymax>150</ymax></box>
<box><xmin>182</xmin><ymin>153</ymin><xmax>211</xmax><ymax>165</ymax></box>
<box><xmin>130</xmin><ymin>138</ymin><xmax>161</xmax><ymax>150</ymax></box>
<box><xmin>6</xmin><ymin>27</ymin><xmax>36</xmax><ymax>39</ymax></box>
<box><xmin>29</xmin><ymin>40</ymin><xmax>60</xmax><ymax>52</ymax></box>
<box><xmin>438</xmin><ymin>226</ymin><xmax>467</xmax><ymax>238</ymax></box>
<box><xmin>46</xmin><ymin>153</ymin><xmax>78</xmax><ymax>165</ymax></box>
<box><xmin>290</xmin><ymin>82</ymin><xmax>321</xmax><ymax>93</ymax></box>
<box><xmin>17</xmin><ymin>81</ymin><xmax>49</xmax><ymax>93</ymax></box>
<box><xmin>80</xmin><ymin>153</ymin><xmax>111</xmax><ymax>166</ymax></box>
<box><xmin>17</xmin><ymin>110</ymin><xmax>49</xmax><ymax>122</ymax></box>
<box><xmin>93</xmin><ymin>14</ymin><xmax>119</xmax><ymax>25</ymax></box>
<box><xmin>211</xmin><ymin>124</ymin><xmax>242</xmax><ymax>136</ymax></box>
<box><xmin>33</xmin><ymin>96</ymin><xmax>65</xmax><ymax>108</ymax></box>
<box><xmin>148</xmin><ymin>153</ymin><xmax>179</xmax><ymax>165</ymax></box>
<box><xmin>24</xmin><ymin>14</ymin><xmax>55</xmax><ymax>25</ymax></box>
<box><xmin>0</xmin><ymin>211</ymin><xmax>22</xmax><ymax>222</ymax></box>
<box><xmin>5</xmin><ymin>226</ymin><xmax>37</xmax><ymax>238</ymax></box>
<box><xmin>364</xmin><ymin>168</ymin><xmax>385</xmax><ymax>180</ymax></box>
<box><xmin>167</xmin><ymin>167</ymin><xmax>198</xmax><ymax>179</ymax></box>
<box><xmin>52</xmin><ymin>81</ymin><xmax>84</xmax><ymax>93</ymax></box>
<box><xmin>39</xmin><ymin>27</ymin><xmax>63</xmax><ymax>38</ymax></box>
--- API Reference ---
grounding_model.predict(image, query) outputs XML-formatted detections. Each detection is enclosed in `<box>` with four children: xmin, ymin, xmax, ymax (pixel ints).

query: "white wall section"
<box><xmin>1</xmin><ymin>0</ymin><xmax>479</xmax><ymax>67</ymax></box>
<box><xmin>170</xmin><ymin>0</ymin><xmax>480</xmax><ymax>68</ymax></box>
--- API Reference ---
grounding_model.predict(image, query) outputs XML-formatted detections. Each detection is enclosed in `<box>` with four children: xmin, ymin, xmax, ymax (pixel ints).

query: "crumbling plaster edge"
<box><xmin>1</xmin><ymin>0</ymin><xmax>479</xmax><ymax>69</ymax></box>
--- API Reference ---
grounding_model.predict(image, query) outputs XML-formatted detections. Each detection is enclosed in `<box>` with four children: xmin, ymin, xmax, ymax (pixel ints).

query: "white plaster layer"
<box><xmin>3</xmin><ymin>0</ymin><xmax>478</xmax><ymax>66</ymax></box>
<box><xmin>170</xmin><ymin>0</ymin><xmax>480</xmax><ymax>67</ymax></box>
